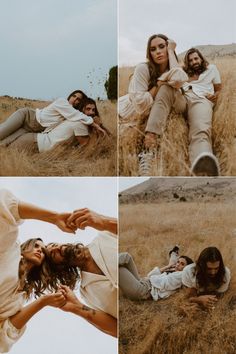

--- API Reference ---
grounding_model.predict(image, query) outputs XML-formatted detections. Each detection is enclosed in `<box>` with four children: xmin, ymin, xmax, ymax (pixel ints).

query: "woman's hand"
<box><xmin>59</xmin><ymin>285</ymin><xmax>80</xmax><ymax>312</ymax></box>
<box><xmin>40</xmin><ymin>292</ymin><xmax>67</xmax><ymax>308</ymax></box>
<box><xmin>167</xmin><ymin>39</ymin><xmax>177</xmax><ymax>51</ymax></box>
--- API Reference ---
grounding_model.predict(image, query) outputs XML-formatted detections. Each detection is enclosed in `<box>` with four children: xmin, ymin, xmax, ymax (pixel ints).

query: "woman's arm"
<box><xmin>10</xmin><ymin>292</ymin><xmax>66</xmax><ymax>329</ymax></box>
<box><xmin>167</xmin><ymin>39</ymin><xmax>179</xmax><ymax>69</ymax></box>
<box><xmin>60</xmin><ymin>286</ymin><xmax>117</xmax><ymax>337</ymax></box>
<box><xmin>18</xmin><ymin>202</ymin><xmax>76</xmax><ymax>233</ymax></box>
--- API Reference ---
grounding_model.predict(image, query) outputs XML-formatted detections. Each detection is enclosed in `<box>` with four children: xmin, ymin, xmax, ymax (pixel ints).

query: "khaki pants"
<box><xmin>0</xmin><ymin>108</ymin><xmax>44</xmax><ymax>145</ymax></box>
<box><xmin>145</xmin><ymin>85</ymin><xmax>214</xmax><ymax>165</ymax></box>
<box><xmin>119</xmin><ymin>252</ymin><xmax>151</xmax><ymax>300</ymax></box>
<box><xmin>185</xmin><ymin>91</ymin><xmax>213</xmax><ymax>164</ymax></box>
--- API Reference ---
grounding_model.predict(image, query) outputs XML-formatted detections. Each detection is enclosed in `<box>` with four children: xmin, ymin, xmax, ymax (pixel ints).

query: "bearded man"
<box><xmin>182</xmin><ymin>48</ymin><xmax>222</xmax><ymax>176</ymax></box>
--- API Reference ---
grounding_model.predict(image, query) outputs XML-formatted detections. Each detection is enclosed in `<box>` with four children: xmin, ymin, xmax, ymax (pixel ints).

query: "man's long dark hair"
<box><xmin>146</xmin><ymin>34</ymin><xmax>178</xmax><ymax>90</ymax></box>
<box><xmin>195</xmin><ymin>247</ymin><xmax>226</xmax><ymax>290</ymax></box>
<box><xmin>183</xmin><ymin>48</ymin><xmax>209</xmax><ymax>76</ymax></box>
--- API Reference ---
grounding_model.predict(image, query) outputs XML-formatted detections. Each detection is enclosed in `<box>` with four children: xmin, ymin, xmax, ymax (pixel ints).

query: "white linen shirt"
<box><xmin>182</xmin><ymin>64</ymin><xmax>221</xmax><ymax>98</ymax></box>
<box><xmin>182</xmin><ymin>263</ymin><xmax>231</xmax><ymax>293</ymax></box>
<box><xmin>36</xmin><ymin>119</ymin><xmax>90</xmax><ymax>152</ymax></box>
<box><xmin>0</xmin><ymin>190</ymin><xmax>26</xmax><ymax>353</ymax></box>
<box><xmin>119</xmin><ymin>64</ymin><xmax>188</xmax><ymax>119</ymax></box>
<box><xmin>147</xmin><ymin>267</ymin><xmax>183</xmax><ymax>301</ymax></box>
<box><xmin>80</xmin><ymin>231</ymin><xmax>118</xmax><ymax>318</ymax></box>
<box><xmin>35</xmin><ymin>98</ymin><xmax>93</xmax><ymax>128</ymax></box>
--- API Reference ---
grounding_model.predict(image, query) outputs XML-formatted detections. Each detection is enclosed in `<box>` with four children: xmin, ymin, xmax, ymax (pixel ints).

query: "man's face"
<box><xmin>46</xmin><ymin>243</ymin><xmax>67</xmax><ymax>264</ymax></box>
<box><xmin>188</xmin><ymin>52</ymin><xmax>202</xmax><ymax>71</ymax></box>
<box><xmin>83</xmin><ymin>103</ymin><xmax>96</xmax><ymax>117</ymax></box>
<box><xmin>206</xmin><ymin>261</ymin><xmax>220</xmax><ymax>278</ymax></box>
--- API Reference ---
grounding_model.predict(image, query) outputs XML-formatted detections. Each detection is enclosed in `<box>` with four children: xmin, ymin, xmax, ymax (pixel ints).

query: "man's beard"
<box><xmin>63</xmin><ymin>243</ymin><xmax>86</xmax><ymax>267</ymax></box>
<box><xmin>191</xmin><ymin>63</ymin><xmax>205</xmax><ymax>75</ymax></box>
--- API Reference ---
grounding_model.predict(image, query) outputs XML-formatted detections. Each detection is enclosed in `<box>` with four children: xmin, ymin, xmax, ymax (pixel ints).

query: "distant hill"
<box><xmin>178</xmin><ymin>43</ymin><xmax>236</xmax><ymax>60</ymax></box>
<box><xmin>119</xmin><ymin>177</ymin><xmax>236</xmax><ymax>203</ymax></box>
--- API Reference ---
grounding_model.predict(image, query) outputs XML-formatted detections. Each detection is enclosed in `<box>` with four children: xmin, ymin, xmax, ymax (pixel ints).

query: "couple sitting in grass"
<box><xmin>0</xmin><ymin>90</ymin><xmax>110</xmax><ymax>152</ymax></box>
<box><xmin>119</xmin><ymin>246</ymin><xmax>230</xmax><ymax>310</ymax></box>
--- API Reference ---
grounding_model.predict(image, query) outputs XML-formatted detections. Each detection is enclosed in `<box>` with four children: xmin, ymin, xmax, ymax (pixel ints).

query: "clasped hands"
<box><xmin>42</xmin><ymin>285</ymin><xmax>81</xmax><ymax>312</ymax></box>
<box><xmin>54</xmin><ymin>208</ymin><xmax>106</xmax><ymax>234</ymax></box>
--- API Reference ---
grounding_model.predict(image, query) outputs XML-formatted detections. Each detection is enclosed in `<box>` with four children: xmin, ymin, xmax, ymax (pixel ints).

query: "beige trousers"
<box><xmin>0</xmin><ymin>108</ymin><xmax>44</xmax><ymax>146</ymax></box>
<box><xmin>145</xmin><ymin>85</ymin><xmax>214</xmax><ymax>164</ymax></box>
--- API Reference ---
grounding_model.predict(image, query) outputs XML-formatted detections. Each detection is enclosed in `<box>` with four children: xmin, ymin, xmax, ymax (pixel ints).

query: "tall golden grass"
<box><xmin>119</xmin><ymin>57</ymin><xmax>236</xmax><ymax>176</ymax></box>
<box><xmin>119</xmin><ymin>194</ymin><xmax>236</xmax><ymax>354</ymax></box>
<box><xmin>0</xmin><ymin>96</ymin><xmax>117</xmax><ymax>176</ymax></box>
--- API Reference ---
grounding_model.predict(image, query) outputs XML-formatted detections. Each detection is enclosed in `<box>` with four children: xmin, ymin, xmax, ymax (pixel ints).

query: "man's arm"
<box><xmin>10</xmin><ymin>292</ymin><xmax>66</xmax><ymax>329</ymax></box>
<box><xmin>60</xmin><ymin>286</ymin><xmax>117</xmax><ymax>337</ymax></box>
<box><xmin>184</xmin><ymin>287</ymin><xmax>218</xmax><ymax>309</ymax></box>
<box><xmin>67</xmin><ymin>208</ymin><xmax>117</xmax><ymax>235</ymax></box>
<box><xmin>18</xmin><ymin>202</ymin><xmax>76</xmax><ymax>234</ymax></box>
<box><xmin>206</xmin><ymin>83</ymin><xmax>222</xmax><ymax>103</ymax></box>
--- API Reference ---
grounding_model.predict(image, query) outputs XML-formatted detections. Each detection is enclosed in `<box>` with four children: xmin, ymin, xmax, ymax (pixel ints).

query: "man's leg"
<box><xmin>119</xmin><ymin>253</ymin><xmax>151</xmax><ymax>300</ymax></box>
<box><xmin>187</xmin><ymin>95</ymin><xmax>219</xmax><ymax>175</ymax></box>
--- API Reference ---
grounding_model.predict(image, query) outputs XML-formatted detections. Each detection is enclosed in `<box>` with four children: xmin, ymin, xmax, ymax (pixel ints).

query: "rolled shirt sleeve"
<box><xmin>36</xmin><ymin>98</ymin><xmax>93</xmax><ymax>127</ymax></box>
<box><xmin>0</xmin><ymin>319</ymin><xmax>26</xmax><ymax>353</ymax></box>
<box><xmin>119</xmin><ymin>63</ymin><xmax>153</xmax><ymax>119</ymax></box>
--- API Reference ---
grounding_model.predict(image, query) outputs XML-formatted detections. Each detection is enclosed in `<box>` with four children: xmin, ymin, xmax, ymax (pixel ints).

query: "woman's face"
<box><xmin>149</xmin><ymin>37</ymin><xmax>168</xmax><ymax>65</ymax></box>
<box><xmin>68</xmin><ymin>92</ymin><xmax>83</xmax><ymax>107</ymax></box>
<box><xmin>175</xmin><ymin>257</ymin><xmax>187</xmax><ymax>271</ymax></box>
<box><xmin>23</xmin><ymin>240</ymin><xmax>45</xmax><ymax>267</ymax></box>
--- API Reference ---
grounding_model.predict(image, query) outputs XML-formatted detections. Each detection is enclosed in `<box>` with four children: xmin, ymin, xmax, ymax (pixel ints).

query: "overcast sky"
<box><xmin>119</xmin><ymin>177</ymin><xmax>149</xmax><ymax>192</ymax></box>
<box><xmin>119</xmin><ymin>0</ymin><xmax>236</xmax><ymax>66</ymax></box>
<box><xmin>0</xmin><ymin>178</ymin><xmax>117</xmax><ymax>354</ymax></box>
<box><xmin>0</xmin><ymin>0</ymin><xmax>117</xmax><ymax>100</ymax></box>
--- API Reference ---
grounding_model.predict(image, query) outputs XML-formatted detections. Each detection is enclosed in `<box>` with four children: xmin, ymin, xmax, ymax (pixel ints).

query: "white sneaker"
<box><xmin>138</xmin><ymin>150</ymin><xmax>156</xmax><ymax>176</ymax></box>
<box><xmin>191</xmin><ymin>152</ymin><xmax>220</xmax><ymax>176</ymax></box>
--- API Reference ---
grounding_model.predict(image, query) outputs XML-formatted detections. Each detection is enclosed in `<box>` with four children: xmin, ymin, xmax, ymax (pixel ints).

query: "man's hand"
<box><xmin>59</xmin><ymin>285</ymin><xmax>80</xmax><ymax>312</ymax></box>
<box><xmin>67</xmin><ymin>208</ymin><xmax>106</xmax><ymax>231</ymax></box>
<box><xmin>198</xmin><ymin>295</ymin><xmax>218</xmax><ymax>309</ymax></box>
<box><xmin>167</xmin><ymin>39</ymin><xmax>177</xmax><ymax>51</ymax></box>
<box><xmin>91</xmin><ymin>122</ymin><xmax>107</xmax><ymax>137</ymax></box>
<box><xmin>53</xmin><ymin>212</ymin><xmax>77</xmax><ymax>234</ymax></box>
<box><xmin>206</xmin><ymin>93</ymin><xmax>218</xmax><ymax>103</ymax></box>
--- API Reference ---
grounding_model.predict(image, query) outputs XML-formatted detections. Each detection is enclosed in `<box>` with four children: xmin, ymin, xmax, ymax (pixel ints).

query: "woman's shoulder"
<box><xmin>134</xmin><ymin>62</ymin><xmax>149</xmax><ymax>73</ymax></box>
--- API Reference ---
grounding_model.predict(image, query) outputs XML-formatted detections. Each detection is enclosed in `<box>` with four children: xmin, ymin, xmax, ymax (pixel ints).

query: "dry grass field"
<box><xmin>119</xmin><ymin>184</ymin><xmax>236</xmax><ymax>354</ymax></box>
<box><xmin>0</xmin><ymin>96</ymin><xmax>117</xmax><ymax>176</ymax></box>
<box><xmin>119</xmin><ymin>56</ymin><xmax>236</xmax><ymax>176</ymax></box>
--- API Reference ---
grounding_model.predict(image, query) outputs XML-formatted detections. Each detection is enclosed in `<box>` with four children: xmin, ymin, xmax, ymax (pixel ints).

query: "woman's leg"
<box><xmin>10</xmin><ymin>133</ymin><xmax>38</xmax><ymax>150</ymax></box>
<box><xmin>119</xmin><ymin>253</ymin><xmax>151</xmax><ymax>300</ymax></box>
<box><xmin>0</xmin><ymin>108</ymin><xmax>43</xmax><ymax>141</ymax></box>
<box><xmin>0</xmin><ymin>128</ymin><xmax>28</xmax><ymax>146</ymax></box>
<box><xmin>145</xmin><ymin>85</ymin><xmax>186</xmax><ymax>149</ymax></box>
